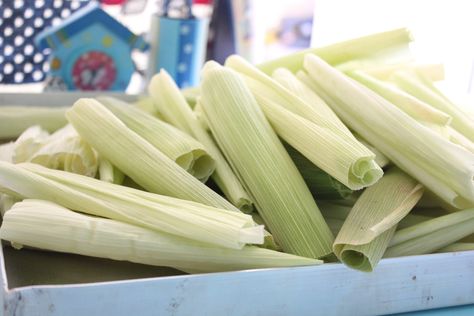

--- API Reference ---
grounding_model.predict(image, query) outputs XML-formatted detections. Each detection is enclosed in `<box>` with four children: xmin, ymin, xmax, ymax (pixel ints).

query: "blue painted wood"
<box><xmin>2</xmin><ymin>250</ymin><xmax>474</xmax><ymax>316</ymax></box>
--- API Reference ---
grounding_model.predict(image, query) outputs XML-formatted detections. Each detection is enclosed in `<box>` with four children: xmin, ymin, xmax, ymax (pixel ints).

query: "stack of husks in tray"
<box><xmin>0</xmin><ymin>28</ymin><xmax>473</xmax><ymax>273</ymax></box>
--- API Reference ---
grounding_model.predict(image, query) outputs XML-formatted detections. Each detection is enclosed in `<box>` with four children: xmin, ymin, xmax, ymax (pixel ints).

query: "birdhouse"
<box><xmin>35</xmin><ymin>2</ymin><xmax>148</xmax><ymax>91</ymax></box>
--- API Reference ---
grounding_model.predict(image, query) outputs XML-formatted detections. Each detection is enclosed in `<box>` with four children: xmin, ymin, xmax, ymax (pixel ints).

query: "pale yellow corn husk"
<box><xmin>133</xmin><ymin>96</ymin><xmax>164</xmax><ymax>119</ymax></box>
<box><xmin>337</xmin><ymin>61</ymin><xmax>445</xmax><ymax>82</ymax></box>
<box><xmin>437</xmin><ymin>242</ymin><xmax>474</xmax><ymax>253</ymax></box>
<box><xmin>199</xmin><ymin>61</ymin><xmax>334</xmax><ymax>258</ymax></box>
<box><xmin>272</xmin><ymin>68</ymin><xmax>349</xmax><ymax>133</ymax></box>
<box><xmin>181</xmin><ymin>86</ymin><xmax>200</xmax><ymax>108</ymax></box>
<box><xmin>353</xmin><ymin>135</ymin><xmax>390</xmax><ymax>168</ymax></box>
<box><xmin>148</xmin><ymin>70</ymin><xmax>253</xmax><ymax>212</ymax></box>
<box><xmin>391</xmin><ymin>70</ymin><xmax>474</xmax><ymax>142</ymax></box>
<box><xmin>347</xmin><ymin>70</ymin><xmax>452</xmax><ymax>126</ymax></box>
<box><xmin>448</xmin><ymin>127</ymin><xmax>474</xmax><ymax>154</ymax></box>
<box><xmin>66</xmin><ymin>98</ymin><xmax>239</xmax><ymax>212</ymax></box>
<box><xmin>226</xmin><ymin>56</ymin><xmax>383</xmax><ymax>191</ymax></box>
<box><xmin>0</xmin><ymin>194</ymin><xmax>20</xmax><ymax>217</ymax></box>
<box><xmin>303</xmin><ymin>54</ymin><xmax>474</xmax><ymax>209</ymax></box>
<box><xmin>257</xmin><ymin>28</ymin><xmax>412</xmax><ymax>74</ymax></box>
<box><xmin>27</xmin><ymin>125</ymin><xmax>98</xmax><ymax>177</ymax></box>
<box><xmin>0</xmin><ymin>142</ymin><xmax>14</xmax><ymax>162</ymax></box>
<box><xmin>0</xmin><ymin>106</ymin><xmax>68</xmax><ymax>140</ymax></box>
<box><xmin>12</xmin><ymin>125</ymin><xmax>49</xmax><ymax>163</ymax></box>
<box><xmin>97</xmin><ymin>96</ymin><xmax>215</xmax><ymax>181</ymax></box>
<box><xmin>98</xmin><ymin>158</ymin><xmax>125</xmax><ymax>185</ymax></box>
<box><xmin>319</xmin><ymin>202</ymin><xmax>432</xmax><ymax>229</ymax></box>
<box><xmin>333</xmin><ymin>168</ymin><xmax>423</xmax><ymax>271</ymax></box>
<box><xmin>385</xmin><ymin>208</ymin><xmax>474</xmax><ymax>257</ymax></box>
<box><xmin>0</xmin><ymin>199</ymin><xmax>320</xmax><ymax>273</ymax></box>
<box><xmin>0</xmin><ymin>162</ymin><xmax>263</xmax><ymax>249</ymax></box>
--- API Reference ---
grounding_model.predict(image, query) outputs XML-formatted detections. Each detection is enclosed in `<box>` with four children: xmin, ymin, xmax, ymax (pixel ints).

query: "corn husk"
<box><xmin>285</xmin><ymin>144</ymin><xmax>353</xmax><ymax>200</ymax></box>
<box><xmin>226</xmin><ymin>56</ymin><xmax>383</xmax><ymax>191</ymax></box>
<box><xmin>98</xmin><ymin>158</ymin><xmax>125</xmax><ymax>185</ymax></box>
<box><xmin>0</xmin><ymin>142</ymin><xmax>14</xmax><ymax>162</ymax></box>
<box><xmin>148</xmin><ymin>70</ymin><xmax>253</xmax><ymax>212</ymax></box>
<box><xmin>303</xmin><ymin>54</ymin><xmax>474</xmax><ymax>209</ymax></box>
<box><xmin>385</xmin><ymin>208</ymin><xmax>474</xmax><ymax>257</ymax></box>
<box><xmin>96</xmin><ymin>96</ymin><xmax>215</xmax><ymax>181</ymax></box>
<box><xmin>0</xmin><ymin>162</ymin><xmax>263</xmax><ymax>249</ymax></box>
<box><xmin>29</xmin><ymin>125</ymin><xmax>98</xmax><ymax>177</ymax></box>
<box><xmin>0</xmin><ymin>106</ymin><xmax>68</xmax><ymax>140</ymax></box>
<box><xmin>199</xmin><ymin>61</ymin><xmax>333</xmax><ymax>258</ymax></box>
<box><xmin>258</xmin><ymin>28</ymin><xmax>412</xmax><ymax>74</ymax></box>
<box><xmin>12</xmin><ymin>125</ymin><xmax>49</xmax><ymax>163</ymax></box>
<box><xmin>390</xmin><ymin>70</ymin><xmax>474</xmax><ymax>142</ymax></box>
<box><xmin>66</xmin><ymin>98</ymin><xmax>239</xmax><ymax>212</ymax></box>
<box><xmin>337</xmin><ymin>61</ymin><xmax>445</xmax><ymax>82</ymax></box>
<box><xmin>347</xmin><ymin>70</ymin><xmax>452</xmax><ymax>126</ymax></box>
<box><xmin>333</xmin><ymin>168</ymin><xmax>423</xmax><ymax>271</ymax></box>
<box><xmin>0</xmin><ymin>199</ymin><xmax>320</xmax><ymax>274</ymax></box>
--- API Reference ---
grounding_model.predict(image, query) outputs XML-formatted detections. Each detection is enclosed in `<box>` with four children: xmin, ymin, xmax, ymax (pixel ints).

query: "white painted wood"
<box><xmin>1</xmin><ymin>251</ymin><xmax>474</xmax><ymax>316</ymax></box>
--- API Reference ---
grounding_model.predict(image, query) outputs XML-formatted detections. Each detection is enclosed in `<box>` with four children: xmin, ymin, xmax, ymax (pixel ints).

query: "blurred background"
<box><xmin>1</xmin><ymin>0</ymin><xmax>473</xmax><ymax>99</ymax></box>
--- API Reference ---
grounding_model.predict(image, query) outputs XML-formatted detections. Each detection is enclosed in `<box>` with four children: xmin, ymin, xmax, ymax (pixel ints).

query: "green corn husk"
<box><xmin>0</xmin><ymin>199</ymin><xmax>320</xmax><ymax>274</ymax></box>
<box><xmin>285</xmin><ymin>144</ymin><xmax>353</xmax><ymax>200</ymax></box>
<box><xmin>66</xmin><ymin>98</ymin><xmax>239</xmax><ymax>212</ymax></box>
<box><xmin>385</xmin><ymin>208</ymin><xmax>474</xmax><ymax>257</ymax></box>
<box><xmin>337</xmin><ymin>61</ymin><xmax>445</xmax><ymax>82</ymax></box>
<box><xmin>303</xmin><ymin>54</ymin><xmax>474</xmax><ymax>209</ymax></box>
<box><xmin>98</xmin><ymin>158</ymin><xmax>125</xmax><ymax>185</ymax></box>
<box><xmin>448</xmin><ymin>127</ymin><xmax>474</xmax><ymax>154</ymax></box>
<box><xmin>353</xmin><ymin>135</ymin><xmax>390</xmax><ymax>168</ymax></box>
<box><xmin>133</xmin><ymin>96</ymin><xmax>164</xmax><ymax>119</ymax></box>
<box><xmin>12</xmin><ymin>125</ymin><xmax>49</xmax><ymax>163</ymax></box>
<box><xmin>437</xmin><ymin>242</ymin><xmax>474</xmax><ymax>253</ymax></box>
<box><xmin>0</xmin><ymin>194</ymin><xmax>20</xmax><ymax>217</ymax></box>
<box><xmin>0</xmin><ymin>106</ymin><xmax>68</xmax><ymax>140</ymax></box>
<box><xmin>148</xmin><ymin>70</ymin><xmax>253</xmax><ymax>213</ymax></box>
<box><xmin>97</xmin><ymin>96</ymin><xmax>215</xmax><ymax>182</ymax></box>
<box><xmin>27</xmin><ymin>125</ymin><xmax>98</xmax><ymax>177</ymax></box>
<box><xmin>333</xmin><ymin>168</ymin><xmax>423</xmax><ymax>272</ymax></box>
<box><xmin>199</xmin><ymin>61</ymin><xmax>334</xmax><ymax>258</ymax></box>
<box><xmin>181</xmin><ymin>86</ymin><xmax>200</xmax><ymax>109</ymax></box>
<box><xmin>226</xmin><ymin>56</ymin><xmax>383</xmax><ymax>191</ymax></box>
<box><xmin>319</xmin><ymin>202</ymin><xmax>432</xmax><ymax>228</ymax></box>
<box><xmin>0</xmin><ymin>162</ymin><xmax>263</xmax><ymax>249</ymax></box>
<box><xmin>257</xmin><ymin>28</ymin><xmax>412</xmax><ymax>74</ymax></box>
<box><xmin>319</xmin><ymin>202</ymin><xmax>433</xmax><ymax>237</ymax></box>
<box><xmin>390</xmin><ymin>70</ymin><xmax>474</xmax><ymax>142</ymax></box>
<box><xmin>347</xmin><ymin>70</ymin><xmax>452</xmax><ymax>126</ymax></box>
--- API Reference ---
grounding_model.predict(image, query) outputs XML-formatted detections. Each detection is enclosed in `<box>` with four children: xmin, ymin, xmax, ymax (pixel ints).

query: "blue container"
<box><xmin>148</xmin><ymin>15</ymin><xmax>208</xmax><ymax>88</ymax></box>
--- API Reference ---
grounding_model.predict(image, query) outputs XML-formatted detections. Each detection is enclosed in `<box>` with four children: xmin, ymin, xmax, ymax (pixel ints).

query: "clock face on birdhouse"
<box><xmin>72</xmin><ymin>51</ymin><xmax>117</xmax><ymax>90</ymax></box>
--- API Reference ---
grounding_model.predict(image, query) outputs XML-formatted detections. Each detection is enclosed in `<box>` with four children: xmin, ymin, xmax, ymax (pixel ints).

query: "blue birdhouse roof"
<box><xmin>35</xmin><ymin>2</ymin><xmax>148</xmax><ymax>52</ymax></box>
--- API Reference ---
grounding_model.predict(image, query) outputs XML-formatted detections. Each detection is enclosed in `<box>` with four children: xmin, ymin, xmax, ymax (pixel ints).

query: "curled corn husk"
<box><xmin>66</xmin><ymin>98</ymin><xmax>238</xmax><ymax>212</ymax></box>
<box><xmin>97</xmin><ymin>96</ymin><xmax>215</xmax><ymax>181</ymax></box>
<box><xmin>226</xmin><ymin>56</ymin><xmax>383</xmax><ymax>191</ymax></box>
<box><xmin>258</xmin><ymin>28</ymin><xmax>412</xmax><ymax>74</ymax></box>
<box><xmin>333</xmin><ymin>168</ymin><xmax>423</xmax><ymax>272</ymax></box>
<box><xmin>303</xmin><ymin>54</ymin><xmax>474</xmax><ymax>209</ymax></box>
<box><xmin>0</xmin><ymin>199</ymin><xmax>320</xmax><ymax>274</ymax></box>
<box><xmin>149</xmin><ymin>70</ymin><xmax>253</xmax><ymax>212</ymax></box>
<box><xmin>385</xmin><ymin>208</ymin><xmax>474</xmax><ymax>257</ymax></box>
<box><xmin>0</xmin><ymin>162</ymin><xmax>263</xmax><ymax>249</ymax></box>
<box><xmin>347</xmin><ymin>70</ymin><xmax>452</xmax><ymax>126</ymax></box>
<box><xmin>200</xmin><ymin>61</ymin><xmax>334</xmax><ymax>258</ymax></box>
<box><xmin>390</xmin><ymin>70</ymin><xmax>474</xmax><ymax>142</ymax></box>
